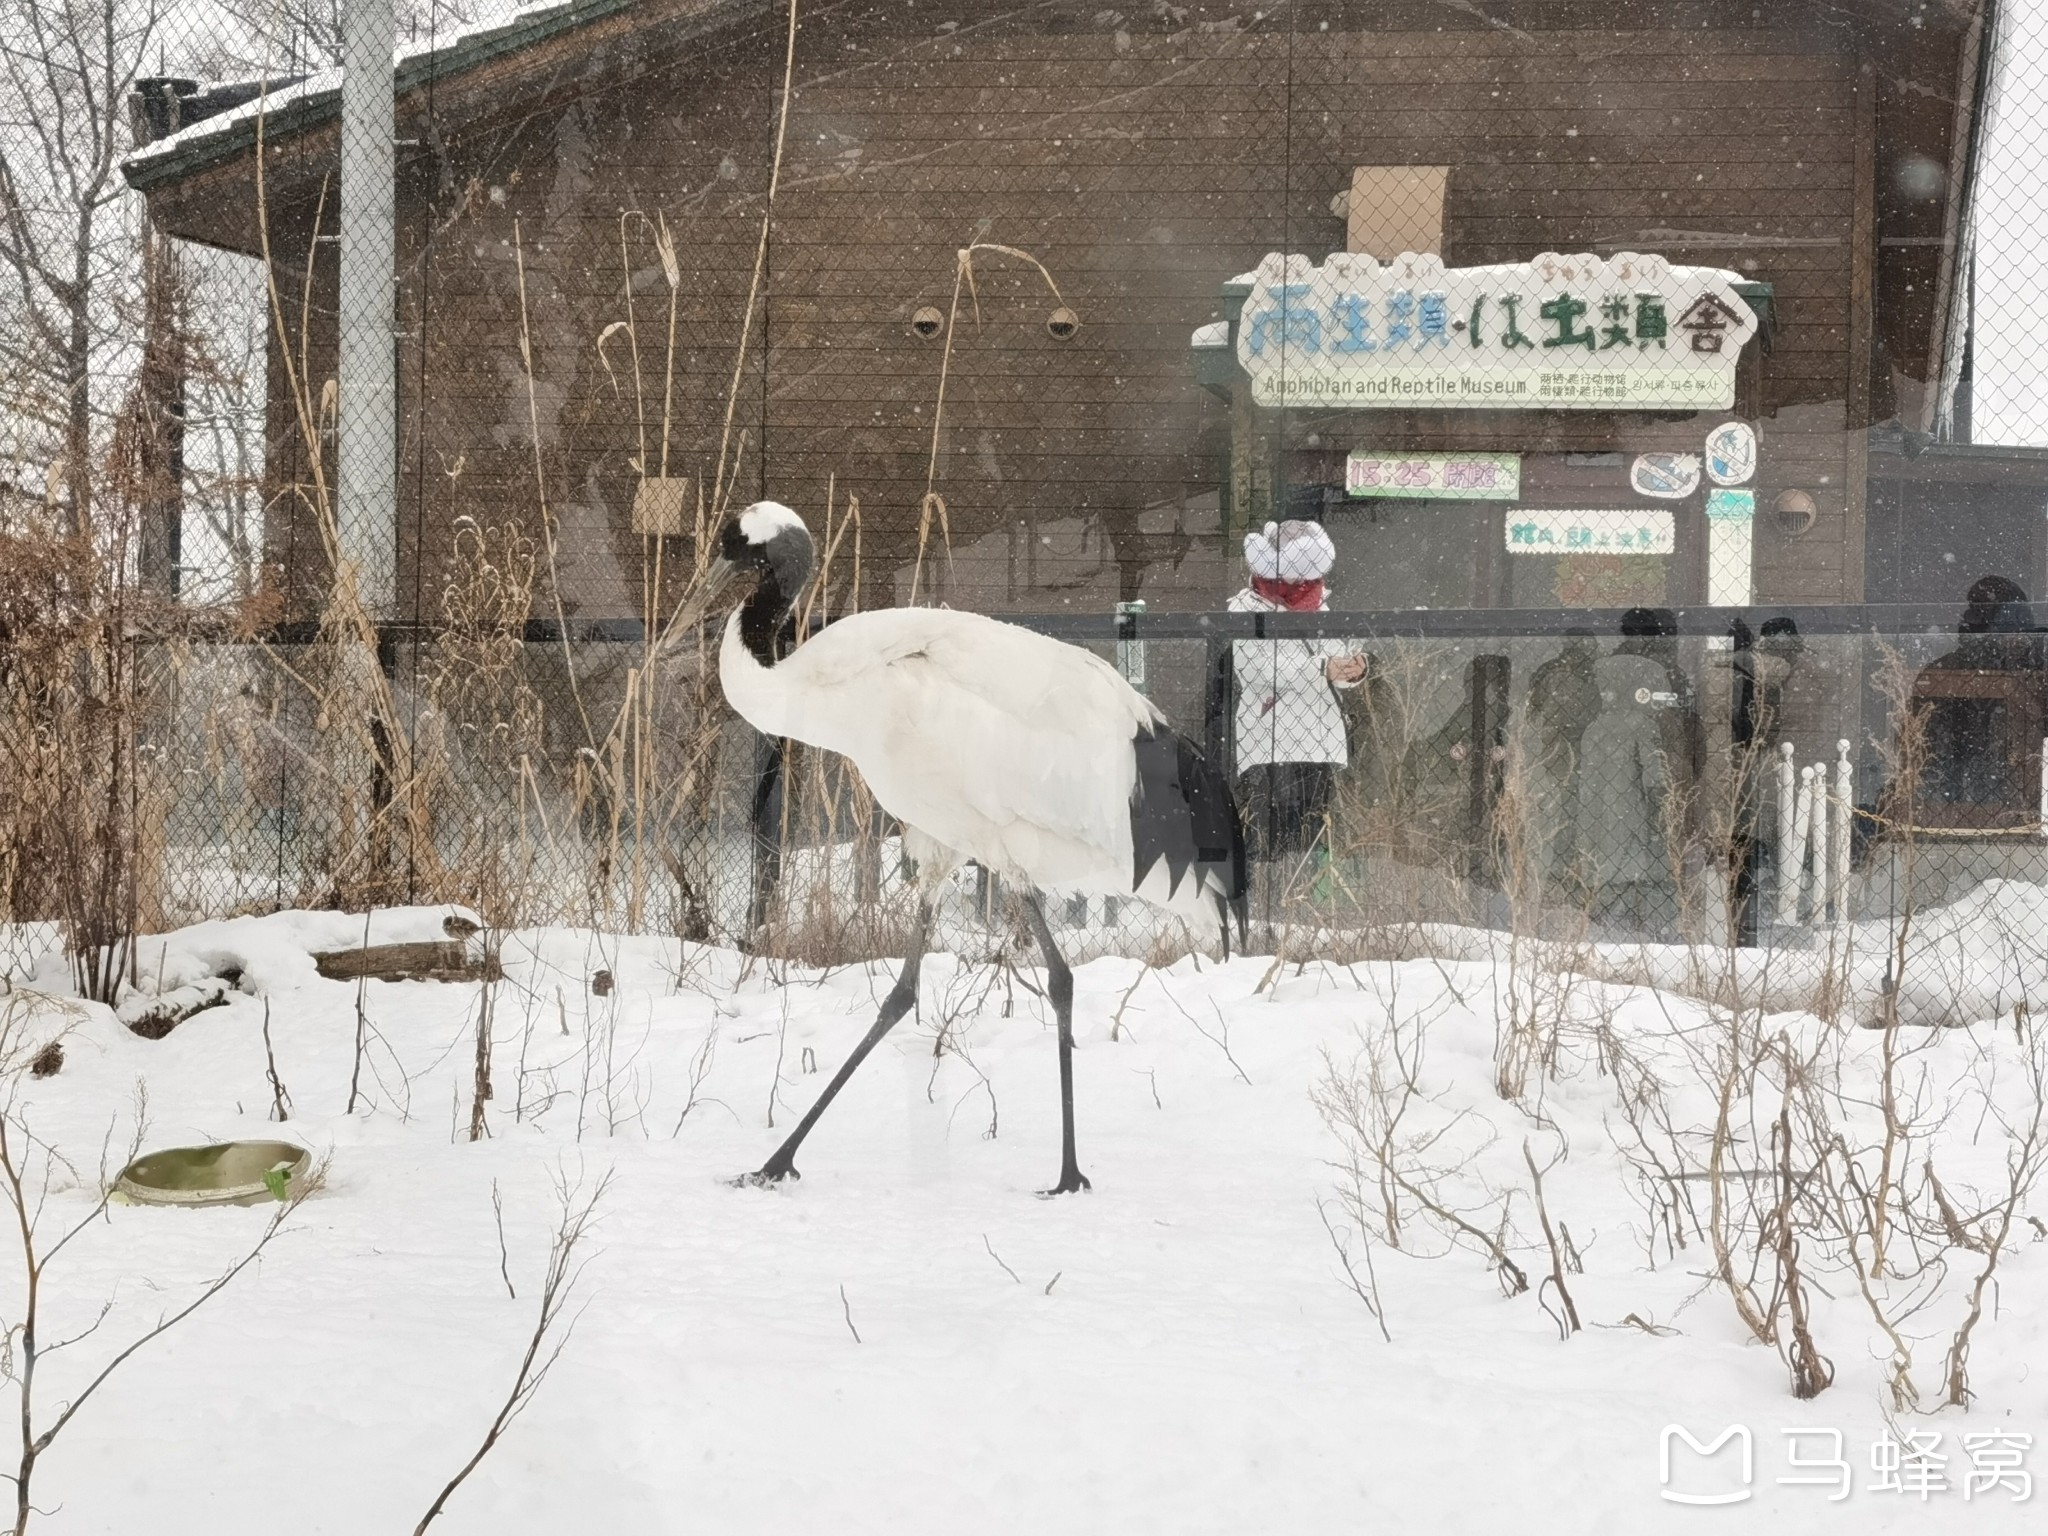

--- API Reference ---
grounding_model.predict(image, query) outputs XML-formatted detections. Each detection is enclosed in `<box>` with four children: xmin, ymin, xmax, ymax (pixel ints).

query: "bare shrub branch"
<box><xmin>413</xmin><ymin>1169</ymin><xmax>608</xmax><ymax>1535</ymax></box>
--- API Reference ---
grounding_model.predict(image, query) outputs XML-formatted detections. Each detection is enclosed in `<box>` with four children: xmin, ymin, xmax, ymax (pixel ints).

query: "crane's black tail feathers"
<box><xmin>1130</xmin><ymin>722</ymin><xmax>1248</xmax><ymax>955</ymax></box>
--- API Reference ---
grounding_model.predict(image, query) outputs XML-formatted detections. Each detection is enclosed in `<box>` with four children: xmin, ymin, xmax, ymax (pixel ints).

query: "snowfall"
<box><xmin>4</xmin><ymin>890</ymin><xmax>2047</xmax><ymax>1534</ymax></box>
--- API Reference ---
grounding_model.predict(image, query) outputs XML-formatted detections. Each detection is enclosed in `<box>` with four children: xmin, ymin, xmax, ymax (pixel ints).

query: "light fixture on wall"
<box><xmin>1046</xmin><ymin>306</ymin><xmax>1080</xmax><ymax>341</ymax></box>
<box><xmin>909</xmin><ymin>305</ymin><xmax>945</xmax><ymax>340</ymax></box>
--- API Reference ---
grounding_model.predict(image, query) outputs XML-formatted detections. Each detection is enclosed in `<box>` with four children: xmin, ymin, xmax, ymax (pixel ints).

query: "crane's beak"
<box><xmin>654</xmin><ymin>555</ymin><xmax>742</xmax><ymax>656</ymax></box>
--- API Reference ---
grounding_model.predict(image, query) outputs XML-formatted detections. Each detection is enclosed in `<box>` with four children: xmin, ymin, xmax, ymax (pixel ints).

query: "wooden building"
<box><xmin>124</xmin><ymin>0</ymin><xmax>1998</xmax><ymax>624</ymax></box>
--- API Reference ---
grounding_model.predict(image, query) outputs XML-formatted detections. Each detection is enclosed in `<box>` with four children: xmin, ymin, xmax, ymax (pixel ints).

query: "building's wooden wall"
<box><xmin>158</xmin><ymin>0</ymin><xmax>1968</xmax><ymax>620</ymax></box>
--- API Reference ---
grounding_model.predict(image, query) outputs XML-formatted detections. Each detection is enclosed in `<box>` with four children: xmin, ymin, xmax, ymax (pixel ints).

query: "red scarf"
<box><xmin>1250</xmin><ymin>575</ymin><xmax>1326</xmax><ymax>611</ymax></box>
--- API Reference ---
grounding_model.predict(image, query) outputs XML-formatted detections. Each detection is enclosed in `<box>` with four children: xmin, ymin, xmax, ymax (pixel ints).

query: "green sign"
<box><xmin>1705</xmin><ymin>488</ymin><xmax>1756</xmax><ymax>522</ymax></box>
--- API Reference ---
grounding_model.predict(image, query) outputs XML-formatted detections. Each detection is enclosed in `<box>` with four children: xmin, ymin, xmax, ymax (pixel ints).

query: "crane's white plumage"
<box><xmin>721</xmin><ymin>603</ymin><xmax>1223</xmax><ymax>920</ymax></box>
<box><xmin>694</xmin><ymin>501</ymin><xmax>1246</xmax><ymax>1193</ymax></box>
<box><xmin>711</xmin><ymin>502</ymin><xmax>1242</xmax><ymax>932</ymax></box>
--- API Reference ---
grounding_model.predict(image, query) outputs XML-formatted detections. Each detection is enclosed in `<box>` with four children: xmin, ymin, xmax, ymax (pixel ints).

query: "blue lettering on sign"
<box><xmin>1246</xmin><ymin>284</ymin><xmax>1321</xmax><ymax>356</ymax></box>
<box><xmin>1418</xmin><ymin>293</ymin><xmax>1451</xmax><ymax>346</ymax></box>
<box><xmin>1330</xmin><ymin>293</ymin><xmax>1375</xmax><ymax>353</ymax></box>
<box><xmin>1385</xmin><ymin>291</ymin><xmax>1416</xmax><ymax>347</ymax></box>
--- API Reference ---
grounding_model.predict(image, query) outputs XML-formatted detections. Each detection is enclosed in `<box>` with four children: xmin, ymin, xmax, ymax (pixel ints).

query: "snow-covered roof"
<box><xmin>122</xmin><ymin>0</ymin><xmax>645</xmax><ymax>190</ymax></box>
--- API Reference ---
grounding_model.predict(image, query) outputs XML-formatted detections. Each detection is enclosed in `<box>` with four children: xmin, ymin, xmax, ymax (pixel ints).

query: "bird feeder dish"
<box><xmin>114</xmin><ymin>1141</ymin><xmax>310</xmax><ymax>1208</ymax></box>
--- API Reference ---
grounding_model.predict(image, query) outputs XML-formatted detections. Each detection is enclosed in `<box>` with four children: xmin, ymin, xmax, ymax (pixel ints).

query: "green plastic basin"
<box><xmin>114</xmin><ymin>1141</ymin><xmax>310</xmax><ymax>1208</ymax></box>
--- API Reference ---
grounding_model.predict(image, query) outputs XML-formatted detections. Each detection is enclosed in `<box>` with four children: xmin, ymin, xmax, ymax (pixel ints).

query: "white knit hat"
<box><xmin>1243</xmin><ymin>519</ymin><xmax>1336</xmax><ymax>581</ymax></box>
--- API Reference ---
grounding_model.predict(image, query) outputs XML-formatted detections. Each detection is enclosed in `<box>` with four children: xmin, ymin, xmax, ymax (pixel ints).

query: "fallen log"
<box><xmin>311</xmin><ymin>940</ymin><xmax>500</xmax><ymax>984</ymax></box>
<box><xmin>120</xmin><ymin>977</ymin><xmax>235</xmax><ymax>1039</ymax></box>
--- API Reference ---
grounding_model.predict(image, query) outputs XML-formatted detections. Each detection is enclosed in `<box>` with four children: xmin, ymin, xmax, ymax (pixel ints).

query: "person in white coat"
<box><xmin>1224</xmin><ymin>520</ymin><xmax>1367</xmax><ymax>863</ymax></box>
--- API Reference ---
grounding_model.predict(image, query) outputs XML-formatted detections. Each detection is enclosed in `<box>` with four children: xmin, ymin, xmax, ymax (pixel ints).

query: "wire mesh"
<box><xmin>6</xmin><ymin>0</ymin><xmax>2048</xmax><ymax>982</ymax></box>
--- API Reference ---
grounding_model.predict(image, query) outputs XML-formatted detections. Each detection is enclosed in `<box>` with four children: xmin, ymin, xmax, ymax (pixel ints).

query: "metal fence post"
<box><xmin>339</xmin><ymin>0</ymin><xmax>398</xmax><ymax>618</ymax></box>
<box><xmin>1728</xmin><ymin>616</ymin><xmax>1763</xmax><ymax>946</ymax></box>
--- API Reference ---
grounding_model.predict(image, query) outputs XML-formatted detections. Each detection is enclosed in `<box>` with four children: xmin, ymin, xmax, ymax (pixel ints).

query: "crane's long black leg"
<box><xmin>740</xmin><ymin>901</ymin><xmax>930</xmax><ymax>1186</ymax></box>
<box><xmin>1021</xmin><ymin>893</ymin><xmax>1090</xmax><ymax>1196</ymax></box>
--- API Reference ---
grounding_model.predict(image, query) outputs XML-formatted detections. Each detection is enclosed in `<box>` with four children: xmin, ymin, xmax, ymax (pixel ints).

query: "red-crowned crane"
<box><xmin>679</xmin><ymin>502</ymin><xmax>1247</xmax><ymax>1195</ymax></box>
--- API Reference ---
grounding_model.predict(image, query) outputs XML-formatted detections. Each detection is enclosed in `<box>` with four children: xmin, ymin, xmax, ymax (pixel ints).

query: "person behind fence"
<box><xmin>1523</xmin><ymin>630</ymin><xmax>1602</xmax><ymax>894</ymax></box>
<box><xmin>1951</xmin><ymin>573</ymin><xmax>2045</xmax><ymax>668</ymax></box>
<box><xmin>1224</xmin><ymin>519</ymin><xmax>1367</xmax><ymax>866</ymax></box>
<box><xmin>1562</xmin><ymin>607</ymin><xmax>1705</xmax><ymax>934</ymax></box>
<box><xmin>1909</xmin><ymin>575</ymin><xmax>2048</xmax><ymax>816</ymax></box>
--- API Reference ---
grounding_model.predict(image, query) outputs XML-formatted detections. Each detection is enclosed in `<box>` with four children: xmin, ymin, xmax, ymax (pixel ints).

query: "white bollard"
<box><xmin>1777</xmin><ymin>742</ymin><xmax>1798</xmax><ymax>925</ymax></box>
<box><xmin>1791</xmin><ymin>764</ymin><xmax>1816</xmax><ymax>925</ymax></box>
<box><xmin>1807</xmin><ymin>766</ymin><xmax>1828</xmax><ymax>924</ymax></box>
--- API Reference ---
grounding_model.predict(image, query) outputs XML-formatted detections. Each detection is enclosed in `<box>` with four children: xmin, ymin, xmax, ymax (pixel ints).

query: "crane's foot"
<box><xmin>731</xmin><ymin>1158</ymin><xmax>800</xmax><ymax>1189</ymax></box>
<box><xmin>1036</xmin><ymin>1168</ymin><xmax>1092</xmax><ymax>1198</ymax></box>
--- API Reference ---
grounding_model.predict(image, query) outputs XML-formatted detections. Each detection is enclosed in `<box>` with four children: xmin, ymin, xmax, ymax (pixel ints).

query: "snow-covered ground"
<box><xmin>2</xmin><ymin>905</ymin><xmax>2044</xmax><ymax>1533</ymax></box>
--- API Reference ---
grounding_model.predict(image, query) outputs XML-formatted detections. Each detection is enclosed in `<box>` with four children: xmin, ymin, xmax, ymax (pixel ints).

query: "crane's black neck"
<box><xmin>738</xmin><ymin>570</ymin><xmax>798</xmax><ymax>668</ymax></box>
<box><xmin>725</xmin><ymin>515</ymin><xmax>815</xmax><ymax>667</ymax></box>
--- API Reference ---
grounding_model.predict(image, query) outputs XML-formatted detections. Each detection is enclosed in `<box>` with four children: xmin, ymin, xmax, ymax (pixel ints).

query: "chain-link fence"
<box><xmin>93</xmin><ymin>603</ymin><xmax>2048</xmax><ymax>969</ymax></box>
<box><xmin>9</xmin><ymin>0</ymin><xmax>2048</xmax><ymax>982</ymax></box>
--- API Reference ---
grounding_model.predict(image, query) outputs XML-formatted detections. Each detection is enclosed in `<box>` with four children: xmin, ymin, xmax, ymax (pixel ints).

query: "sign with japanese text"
<box><xmin>1344</xmin><ymin>452</ymin><xmax>1520</xmax><ymax>500</ymax></box>
<box><xmin>1236</xmin><ymin>250</ymin><xmax>1760</xmax><ymax>410</ymax></box>
<box><xmin>1506</xmin><ymin>508</ymin><xmax>1675</xmax><ymax>556</ymax></box>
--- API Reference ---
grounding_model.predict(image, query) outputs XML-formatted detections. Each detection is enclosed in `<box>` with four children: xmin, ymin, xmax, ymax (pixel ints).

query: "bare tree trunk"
<box><xmin>134</xmin><ymin>223</ymin><xmax>187</xmax><ymax>593</ymax></box>
<box><xmin>0</xmin><ymin>0</ymin><xmax>167</xmax><ymax>533</ymax></box>
<box><xmin>63</xmin><ymin>260</ymin><xmax>93</xmax><ymax>534</ymax></box>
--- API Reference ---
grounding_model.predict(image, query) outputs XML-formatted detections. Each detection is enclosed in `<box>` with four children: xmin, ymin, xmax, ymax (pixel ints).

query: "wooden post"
<box><xmin>1227</xmin><ymin>381</ymin><xmax>1271</xmax><ymax>537</ymax></box>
